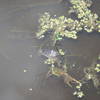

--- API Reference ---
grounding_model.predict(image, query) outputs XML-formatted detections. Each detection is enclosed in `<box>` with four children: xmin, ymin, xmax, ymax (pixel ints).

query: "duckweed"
<box><xmin>36</xmin><ymin>0</ymin><xmax>100</xmax><ymax>44</ymax></box>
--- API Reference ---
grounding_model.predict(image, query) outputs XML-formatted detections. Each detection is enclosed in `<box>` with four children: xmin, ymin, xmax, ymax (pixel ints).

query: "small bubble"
<box><xmin>24</xmin><ymin>69</ymin><xmax>27</xmax><ymax>72</ymax></box>
<box><xmin>72</xmin><ymin>64</ymin><xmax>75</xmax><ymax>67</ymax></box>
<box><xmin>29</xmin><ymin>88</ymin><xmax>32</xmax><ymax>91</ymax></box>
<box><xmin>29</xmin><ymin>55</ymin><xmax>33</xmax><ymax>58</ymax></box>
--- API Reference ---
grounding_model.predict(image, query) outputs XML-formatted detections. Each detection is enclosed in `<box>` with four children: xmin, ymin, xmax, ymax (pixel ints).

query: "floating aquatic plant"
<box><xmin>95</xmin><ymin>64</ymin><xmax>100</xmax><ymax>72</ymax></box>
<box><xmin>36</xmin><ymin>0</ymin><xmax>100</xmax><ymax>45</ymax></box>
<box><xmin>58</xmin><ymin>49</ymin><xmax>65</xmax><ymax>56</ymax></box>
<box><xmin>82</xmin><ymin>56</ymin><xmax>100</xmax><ymax>88</ymax></box>
<box><xmin>35</xmin><ymin>0</ymin><xmax>100</xmax><ymax>99</ymax></box>
<box><xmin>70</xmin><ymin>0</ymin><xmax>100</xmax><ymax>33</ymax></box>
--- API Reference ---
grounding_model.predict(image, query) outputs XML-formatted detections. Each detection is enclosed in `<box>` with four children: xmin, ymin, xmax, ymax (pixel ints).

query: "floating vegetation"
<box><xmin>82</xmin><ymin>57</ymin><xmax>100</xmax><ymax>88</ymax></box>
<box><xmin>35</xmin><ymin>0</ymin><xmax>100</xmax><ymax>99</ymax></box>
<box><xmin>69</xmin><ymin>0</ymin><xmax>100</xmax><ymax>33</ymax></box>
<box><xmin>95</xmin><ymin>64</ymin><xmax>100</xmax><ymax>73</ymax></box>
<box><xmin>58</xmin><ymin>49</ymin><xmax>65</xmax><ymax>56</ymax></box>
<box><xmin>36</xmin><ymin>0</ymin><xmax>100</xmax><ymax>45</ymax></box>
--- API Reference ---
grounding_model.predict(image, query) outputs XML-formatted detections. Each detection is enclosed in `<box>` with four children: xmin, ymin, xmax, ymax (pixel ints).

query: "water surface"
<box><xmin>0</xmin><ymin>0</ymin><xmax>100</xmax><ymax>100</ymax></box>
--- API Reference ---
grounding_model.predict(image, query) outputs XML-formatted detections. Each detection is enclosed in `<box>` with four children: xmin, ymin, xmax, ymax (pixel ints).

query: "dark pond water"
<box><xmin>0</xmin><ymin>0</ymin><xmax>100</xmax><ymax>100</ymax></box>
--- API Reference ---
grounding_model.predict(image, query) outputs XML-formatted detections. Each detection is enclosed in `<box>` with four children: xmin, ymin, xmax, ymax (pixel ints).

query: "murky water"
<box><xmin>0</xmin><ymin>0</ymin><xmax>100</xmax><ymax>100</ymax></box>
